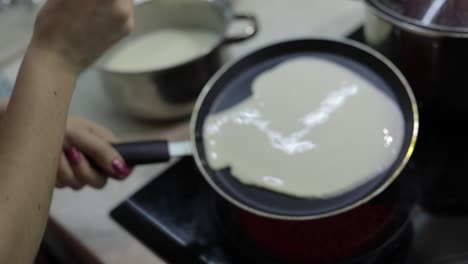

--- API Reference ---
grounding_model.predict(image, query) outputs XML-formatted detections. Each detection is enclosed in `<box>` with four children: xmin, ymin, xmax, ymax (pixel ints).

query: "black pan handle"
<box><xmin>113</xmin><ymin>140</ymin><xmax>170</xmax><ymax>167</ymax></box>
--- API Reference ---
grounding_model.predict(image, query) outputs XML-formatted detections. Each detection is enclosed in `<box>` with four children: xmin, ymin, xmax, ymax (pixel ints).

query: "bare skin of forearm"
<box><xmin>0</xmin><ymin>97</ymin><xmax>10</xmax><ymax>120</ymax></box>
<box><xmin>0</xmin><ymin>98</ymin><xmax>8</xmax><ymax>113</ymax></box>
<box><xmin>0</xmin><ymin>46</ymin><xmax>76</xmax><ymax>263</ymax></box>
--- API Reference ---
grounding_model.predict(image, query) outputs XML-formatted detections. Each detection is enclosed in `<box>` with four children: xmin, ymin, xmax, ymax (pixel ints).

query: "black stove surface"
<box><xmin>111</xmin><ymin>155</ymin><xmax>468</xmax><ymax>264</ymax></box>
<box><xmin>110</xmin><ymin>28</ymin><xmax>468</xmax><ymax>264</ymax></box>
<box><xmin>111</xmin><ymin>157</ymin><xmax>412</xmax><ymax>264</ymax></box>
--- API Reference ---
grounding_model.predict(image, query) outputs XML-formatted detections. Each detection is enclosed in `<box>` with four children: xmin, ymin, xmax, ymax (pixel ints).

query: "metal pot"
<box><xmin>362</xmin><ymin>0</ymin><xmax>468</xmax><ymax>215</ymax></box>
<box><xmin>97</xmin><ymin>0</ymin><xmax>258</xmax><ymax>120</ymax></box>
<box><xmin>363</xmin><ymin>0</ymin><xmax>468</xmax><ymax>112</ymax></box>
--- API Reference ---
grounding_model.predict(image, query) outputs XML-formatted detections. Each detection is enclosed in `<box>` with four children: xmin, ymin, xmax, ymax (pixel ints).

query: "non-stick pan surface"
<box><xmin>191</xmin><ymin>39</ymin><xmax>418</xmax><ymax>220</ymax></box>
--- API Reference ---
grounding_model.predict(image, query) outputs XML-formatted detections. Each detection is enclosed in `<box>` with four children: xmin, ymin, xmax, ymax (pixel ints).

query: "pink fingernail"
<box><xmin>65</xmin><ymin>147</ymin><xmax>82</xmax><ymax>166</ymax></box>
<box><xmin>112</xmin><ymin>159</ymin><xmax>130</xmax><ymax>179</ymax></box>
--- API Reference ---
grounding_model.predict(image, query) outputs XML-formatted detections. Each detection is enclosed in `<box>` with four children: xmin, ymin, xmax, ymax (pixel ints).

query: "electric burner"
<box><xmin>111</xmin><ymin>157</ymin><xmax>414</xmax><ymax>264</ymax></box>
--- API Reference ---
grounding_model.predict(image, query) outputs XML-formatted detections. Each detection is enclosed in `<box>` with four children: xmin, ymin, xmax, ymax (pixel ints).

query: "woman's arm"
<box><xmin>0</xmin><ymin>0</ymin><xmax>133</xmax><ymax>262</ymax></box>
<box><xmin>0</xmin><ymin>96</ymin><xmax>131</xmax><ymax>190</ymax></box>
<box><xmin>0</xmin><ymin>47</ymin><xmax>76</xmax><ymax>263</ymax></box>
<box><xmin>0</xmin><ymin>97</ymin><xmax>8</xmax><ymax>119</ymax></box>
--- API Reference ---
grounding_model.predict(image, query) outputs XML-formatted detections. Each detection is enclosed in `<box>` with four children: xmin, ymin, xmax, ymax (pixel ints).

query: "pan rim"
<box><xmin>190</xmin><ymin>37</ymin><xmax>419</xmax><ymax>221</ymax></box>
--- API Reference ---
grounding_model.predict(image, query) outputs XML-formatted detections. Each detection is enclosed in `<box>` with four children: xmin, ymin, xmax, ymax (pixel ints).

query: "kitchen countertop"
<box><xmin>0</xmin><ymin>0</ymin><xmax>364</xmax><ymax>263</ymax></box>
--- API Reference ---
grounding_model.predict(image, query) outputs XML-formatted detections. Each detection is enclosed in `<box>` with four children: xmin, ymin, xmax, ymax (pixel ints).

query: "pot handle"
<box><xmin>223</xmin><ymin>14</ymin><xmax>259</xmax><ymax>45</ymax></box>
<box><xmin>112</xmin><ymin>140</ymin><xmax>192</xmax><ymax>166</ymax></box>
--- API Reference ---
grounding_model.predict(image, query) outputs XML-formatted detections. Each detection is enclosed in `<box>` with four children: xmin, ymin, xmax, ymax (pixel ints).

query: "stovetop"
<box><xmin>110</xmin><ymin>156</ymin><xmax>468</xmax><ymax>264</ymax></box>
<box><xmin>110</xmin><ymin>28</ymin><xmax>468</xmax><ymax>264</ymax></box>
<box><xmin>112</xmin><ymin>157</ymin><xmax>408</xmax><ymax>264</ymax></box>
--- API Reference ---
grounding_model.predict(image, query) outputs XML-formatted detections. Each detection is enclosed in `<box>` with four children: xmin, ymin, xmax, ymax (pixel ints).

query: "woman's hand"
<box><xmin>57</xmin><ymin>117</ymin><xmax>131</xmax><ymax>190</ymax></box>
<box><xmin>29</xmin><ymin>0</ymin><xmax>134</xmax><ymax>189</ymax></box>
<box><xmin>31</xmin><ymin>0</ymin><xmax>133</xmax><ymax>74</ymax></box>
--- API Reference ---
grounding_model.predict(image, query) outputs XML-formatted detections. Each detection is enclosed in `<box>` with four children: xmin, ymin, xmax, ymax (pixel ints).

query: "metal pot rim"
<box><xmin>96</xmin><ymin>0</ymin><xmax>232</xmax><ymax>75</ymax></box>
<box><xmin>365</xmin><ymin>0</ymin><xmax>468</xmax><ymax>38</ymax></box>
<box><xmin>97</xmin><ymin>43</ymin><xmax>221</xmax><ymax>75</ymax></box>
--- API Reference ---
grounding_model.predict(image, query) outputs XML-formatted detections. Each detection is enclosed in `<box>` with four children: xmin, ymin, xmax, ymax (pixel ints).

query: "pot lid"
<box><xmin>368</xmin><ymin>0</ymin><xmax>468</xmax><ymax>33</ymax></box>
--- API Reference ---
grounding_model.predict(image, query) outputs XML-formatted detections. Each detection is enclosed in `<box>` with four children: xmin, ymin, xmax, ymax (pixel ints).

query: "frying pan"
<box><xmin>112</xmin><ymin>38</ymin><xmax>419</xmax><ymax>220</ymax></box>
